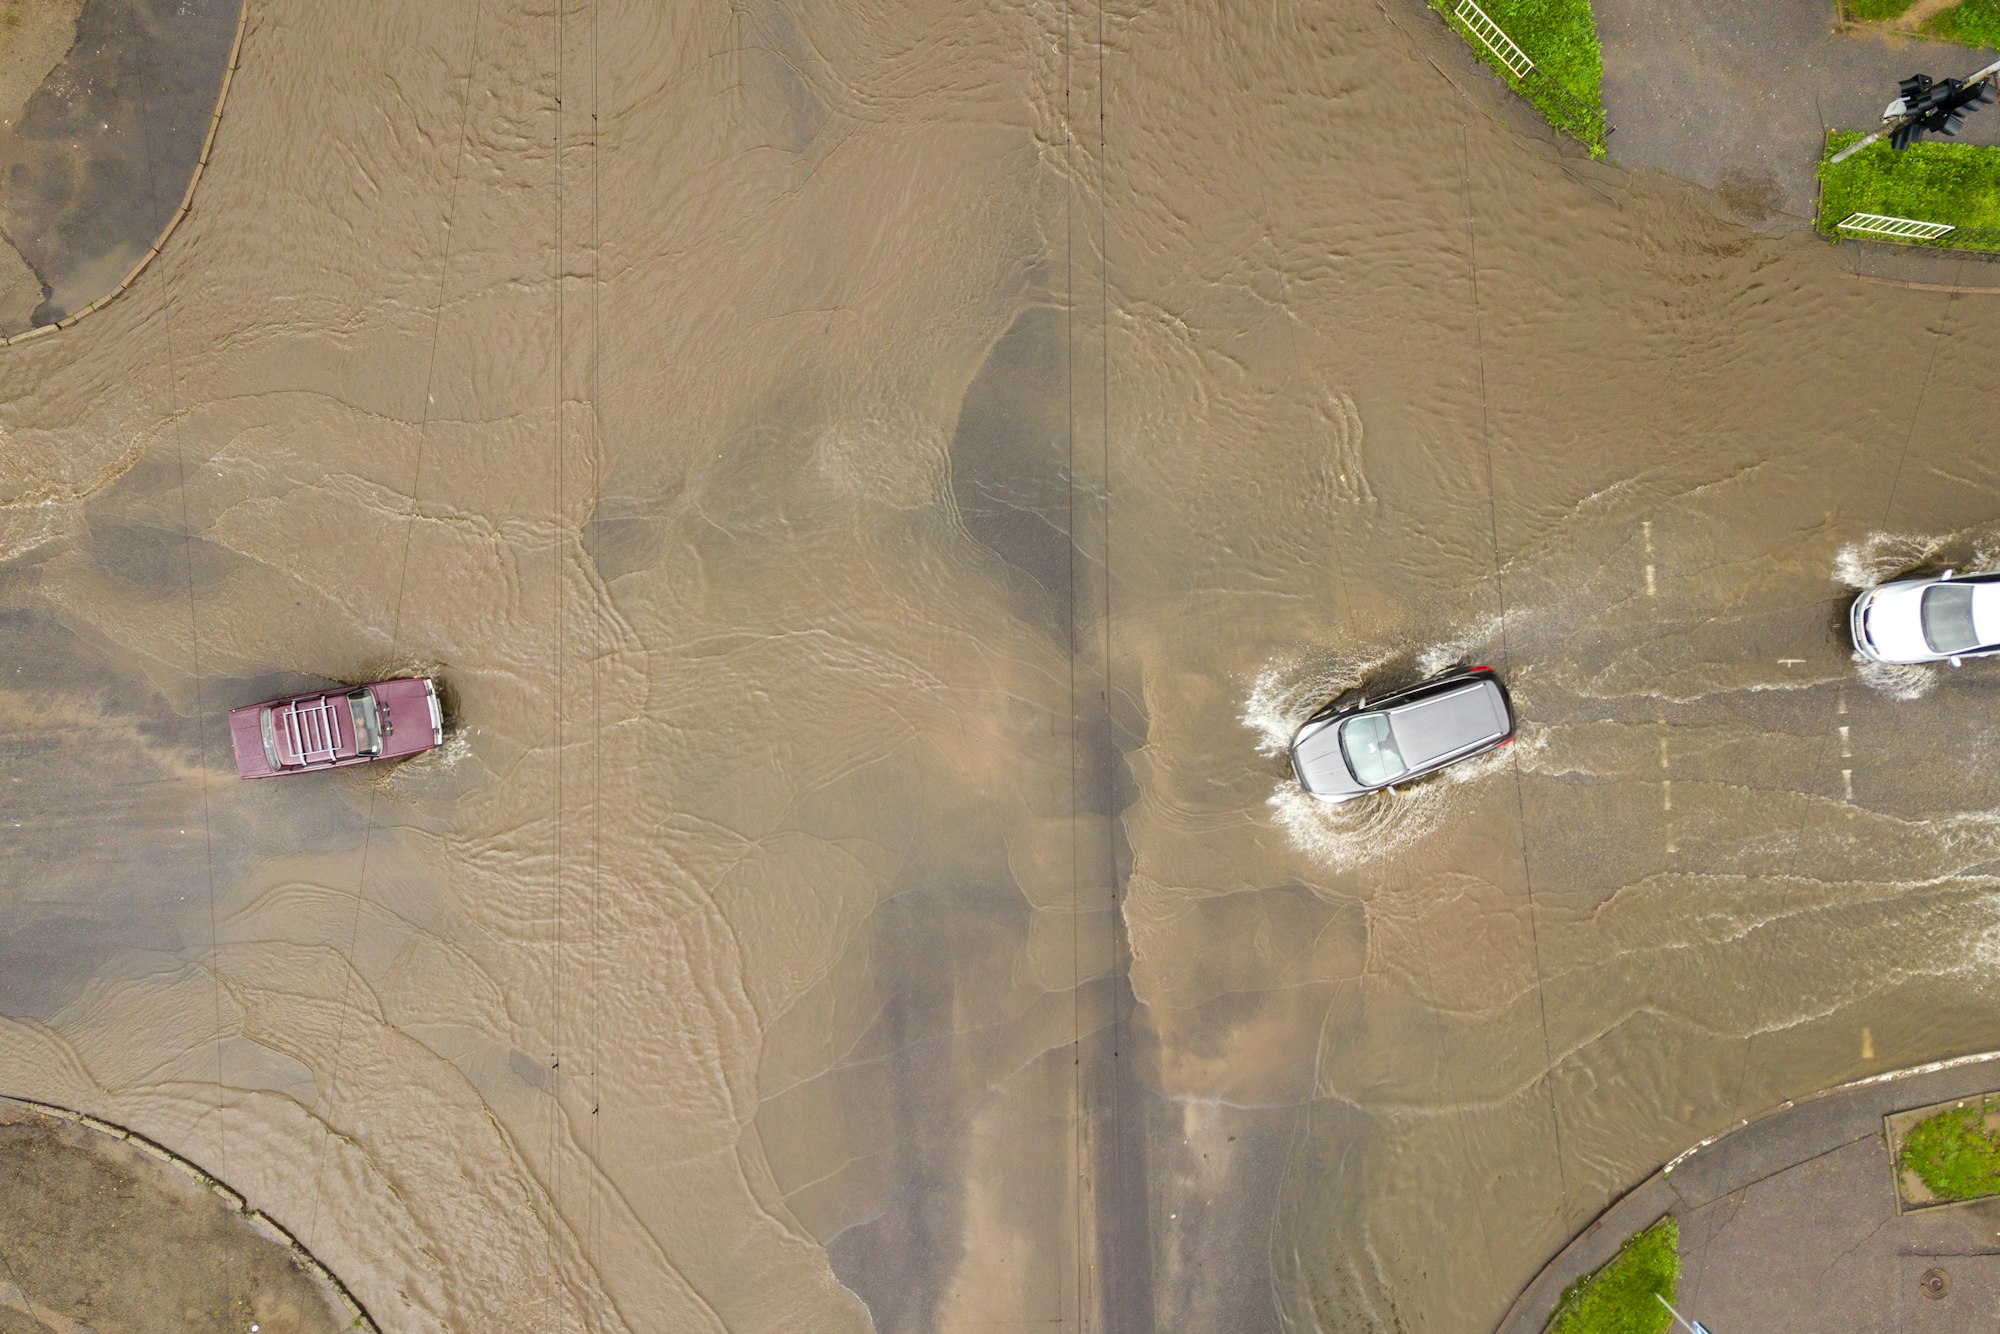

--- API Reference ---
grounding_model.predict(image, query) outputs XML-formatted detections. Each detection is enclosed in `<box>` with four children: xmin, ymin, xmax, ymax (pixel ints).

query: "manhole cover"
<box><xmin>1919</xmin><ymin>1266</ymin><xmax>1950</xmax><ymax>1300</ymax></box>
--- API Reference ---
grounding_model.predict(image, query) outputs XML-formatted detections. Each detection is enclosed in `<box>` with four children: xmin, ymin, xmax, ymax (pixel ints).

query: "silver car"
<box><xmin>1289</xmin><ymin>667</ymin><xmax>1515</xmax><ymax>802</ymax></box>
<box><xmin>1850</xmin><ymin>570</ymin><xmax>2000</xmax><ymax>666</ymax></box>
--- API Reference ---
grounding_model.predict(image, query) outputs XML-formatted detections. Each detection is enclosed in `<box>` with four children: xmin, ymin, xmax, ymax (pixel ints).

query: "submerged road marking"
<box><xmin>1643</xmin><ymin>519</ymin><xmax>1653</xmax><ymax>556</ymax></box>
<box><xmin>1660</xmin><ymin>712</ymin><xmax>1674</xmax><ymax>854</ymax></box>
<box><xmin>1645</xmin><ymin>564</ymin><xmax>1656</xmax><ymax>596</ymax></box>
<box><xmin>1843</xmin><ymin>768</ymin><xmax>1855</xmax><ymax>802</ymax></box>
<box><xmin>1840</xmin><ymin>724</ymin><xmax>1852</xmax><ymax>759</ymax></box>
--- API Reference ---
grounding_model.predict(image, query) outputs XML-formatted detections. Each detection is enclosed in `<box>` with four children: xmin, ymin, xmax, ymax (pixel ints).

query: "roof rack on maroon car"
<box><xmin>229</xmin><ymin>677</ymin><xmax>442</xmax><ymax>779</ymax></box>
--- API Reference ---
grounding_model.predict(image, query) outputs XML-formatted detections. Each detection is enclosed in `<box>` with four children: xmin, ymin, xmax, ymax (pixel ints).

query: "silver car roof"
<box><xmin>1388</xmin><ymin>680</ymin><xmax>1509</xmax><ymax>768</ymax></box>
<box><xmin>1290</xmin><ymin>677</ymin><xmax>1509</xmax><ymax>797</ymax></box>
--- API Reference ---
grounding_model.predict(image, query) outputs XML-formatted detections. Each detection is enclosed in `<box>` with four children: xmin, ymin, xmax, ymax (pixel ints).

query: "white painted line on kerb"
<box><xmin>1452</xmin><ymin>0</ymin><xmax>1535</xmax><ymax>79</ymax></box>
<box><xmin>1837</xmin><ymin>212</ymin><xmax>1955</xmax><ymax>241</ymax></box>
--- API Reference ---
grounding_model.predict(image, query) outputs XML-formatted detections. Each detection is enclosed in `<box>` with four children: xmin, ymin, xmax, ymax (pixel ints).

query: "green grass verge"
<box><xmin>1842</xmin><ymin>0</ymin><xmax>2000</xmax><ymax>45</ymax></box>
<box><xmin>1901</xmin><ymin>1098</ymin><xmax>2000</xmax><ymax>1201</ymax></box>
<box><xmin>1429</xmin><ymin>0</ymin><xmax>1608</xmax><ymax>156</ymax></box>
<box><xmin>1545</xmin><ymin>1216</ymin><xmax>1677</xmax><ymax>1334</ymax></box>
<box><xmin>1817</xmin><ymin>131</ymin><xmax>2000</xmax><ymax>249</ymax></box>
<box><xmin>1927</xmin><ymin>0</ymin><xmax>2000</xmax><ymax>47</ymax></box>
<box><xmin>1844</xmin><ymin>0</ymin><xmax>1918</xmax><ymax>19</ymax></box>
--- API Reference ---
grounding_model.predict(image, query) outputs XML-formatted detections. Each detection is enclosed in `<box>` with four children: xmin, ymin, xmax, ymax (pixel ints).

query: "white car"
<box><xmin>1850</xmin><ymin>570</ymin><xmax>2000</xmax><ymax>666</ymax></box>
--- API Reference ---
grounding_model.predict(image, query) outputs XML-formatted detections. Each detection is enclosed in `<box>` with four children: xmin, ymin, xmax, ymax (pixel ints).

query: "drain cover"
<box><xmin>1919</xmin><ymin>1266</ymin><xmax>1950</xmax><ymax>1300</ymax></box>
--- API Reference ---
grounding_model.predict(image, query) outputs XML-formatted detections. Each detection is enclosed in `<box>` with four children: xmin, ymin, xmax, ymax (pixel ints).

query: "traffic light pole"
<box><xmin>1829</xmin><ymin>56</ymin><xmax>2000</xmax><ymax>163</ymax></box>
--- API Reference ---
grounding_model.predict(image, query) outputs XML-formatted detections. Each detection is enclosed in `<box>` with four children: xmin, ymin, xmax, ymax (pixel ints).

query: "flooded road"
<box><xmin>4</xmin><ymin>1</ymin><xmax>2000</xmax><ymax>1330</ymax></box>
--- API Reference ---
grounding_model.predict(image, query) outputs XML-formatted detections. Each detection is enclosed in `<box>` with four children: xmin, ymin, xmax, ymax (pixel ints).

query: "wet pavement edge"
<box><xmin>0</xmin><ymin>0</ymin><xmax>248</xmax><ymax>348</ymax></box>
<box><xmin>0</xmin><ymin>1092</ymin><xmax>380</xmax><ymax>1332</ymax></box>
<box><xmin>1494</xmin><ymin>1048</ymin><xmax>2000</xmax><ymax>1334</ymax></box>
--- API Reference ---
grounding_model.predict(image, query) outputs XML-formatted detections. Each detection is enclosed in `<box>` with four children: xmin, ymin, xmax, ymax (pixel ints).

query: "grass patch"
<box><xmin>1844</xmin><ymin>0</ymin><xmax>1919</xmax><ymax>19</ymax></box>
<box><xmin>1818</xmin><ymin>130</ymin><xmax>2000</xmax><ymax>249</ymax></box>
<box><xmin>1842</xmin><ymin>0</ymin><xmax>2000</xmax><ymax>45</ymax></box>
<box><xmin>1429</xmin><ymin>0</ymin><xmax>1608</xmax><ymax>155</ymax></box>
<box><xmin>1928</xmin><ymin>0</ymin><xmax>2000</xmax><ymax>47</ymax></box>
<box><xmin>1901</xmin><ymin>1098</ymin><xmax>2000</xmax><ymax>1201</ymax></box>
<box><xmin>1545</xmin><ymin>1216</ymin><xmax>1677</xmax><ymax>1334</ymax></box>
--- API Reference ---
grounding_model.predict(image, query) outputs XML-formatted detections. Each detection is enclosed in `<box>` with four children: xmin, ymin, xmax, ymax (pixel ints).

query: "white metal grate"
<box><xmin>1837</xmin><ymin>212</ymin><xmax>1955</xmax><ymax>240</ymax></box>
<box><xmin>1453</xmin><ymin>0</ymin><xmax>1535</xmax><ymax>80</ymax></box>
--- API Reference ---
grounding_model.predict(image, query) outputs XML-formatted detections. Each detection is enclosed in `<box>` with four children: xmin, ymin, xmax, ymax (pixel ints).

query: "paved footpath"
<box><xmin>1593</xmin><ymin>0</ymin><xmax>1998</xmax><ymax>225</ymax></box>
<box><xmin>1497</xmin><ymin>1051</ymin><xmax>2000</xmax><ymax>1334</ymax></box>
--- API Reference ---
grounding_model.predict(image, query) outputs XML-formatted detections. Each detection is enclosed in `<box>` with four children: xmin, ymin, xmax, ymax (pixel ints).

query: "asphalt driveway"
<box><xmin>1595</xmin><ymin>0</ymin><xmax>1999</xmax><ymax>222</ymax></box>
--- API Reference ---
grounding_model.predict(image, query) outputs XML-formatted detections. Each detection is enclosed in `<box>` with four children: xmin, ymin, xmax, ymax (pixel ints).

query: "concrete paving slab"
<box><xmin>1900</xmin><ymin>1253</ymin><xmax>2000</xmax><ymax>1330</ymax></box>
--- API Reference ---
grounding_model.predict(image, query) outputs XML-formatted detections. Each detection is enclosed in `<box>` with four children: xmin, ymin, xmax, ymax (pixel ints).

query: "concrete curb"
<box><xmin>3</xmin><ymin>1094</ymin><xmax>380</xmax><ymax>1333</ymax></box>
<box><xmin>1494</xmin><ymin>1049</ymin><xmax>2000</xmax><ymax>1334</ymax></box>
<box><xmin>0</xmin><ymin>0</ymin><xmax>250</xmax><ymax>348</ymax></box>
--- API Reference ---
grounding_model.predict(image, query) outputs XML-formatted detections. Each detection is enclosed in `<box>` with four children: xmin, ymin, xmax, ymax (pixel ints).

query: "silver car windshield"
<box><xmin>348</xmin><ymin>690</ymin><xmax>384</xmax><ymax>755</ymax></box>
<box><xmin>1339</xmin><ymin>713</ymin><xmax>1406</xmax><ymax>786</ymax></box>
<box><xmin>1922</xmin><ymin>584</ymin><xmax>1980</xmax><ymax>654</ymax></box>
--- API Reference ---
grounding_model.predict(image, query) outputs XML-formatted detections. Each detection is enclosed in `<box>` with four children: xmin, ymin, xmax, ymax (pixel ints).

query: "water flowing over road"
<box><xmin>2</xmin><ymin>2</ymin><xmax>2000</xmax><ymax>1331</ymax></box>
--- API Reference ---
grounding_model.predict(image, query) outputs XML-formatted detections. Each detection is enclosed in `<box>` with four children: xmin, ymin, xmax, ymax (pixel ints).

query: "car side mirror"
<box><xmin>1943</xmin><ymin>569</ymin><xmax>1956</xmax><ymax>579</ymax></box>
<box><xmin>1951</xmin><ymin>656</ymin><xmax>1964</xmax><ymax>668</ymax></box>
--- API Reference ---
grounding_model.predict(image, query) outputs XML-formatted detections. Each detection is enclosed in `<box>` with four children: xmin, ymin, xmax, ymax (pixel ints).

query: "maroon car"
<box><xmin>229</xmin><ymin>677</ymin><xmax>442</xmax><ymax>779</ymax></box>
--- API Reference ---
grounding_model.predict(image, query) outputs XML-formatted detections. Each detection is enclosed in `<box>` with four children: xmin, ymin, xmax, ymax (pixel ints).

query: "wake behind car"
<box><xmin>1288</xmin><ymin>666</ymin><xmax>1514</xmax><ymax>802</ymax></box>
<box><xmin>1850</xmin><ymin>570</ymin><xmax>2000</xmax><ymax>666</ymax></box>
<box><xmin>230</xmin><ymin>677</ymin><xmax>442</xmax><ymax>779</ymax></box>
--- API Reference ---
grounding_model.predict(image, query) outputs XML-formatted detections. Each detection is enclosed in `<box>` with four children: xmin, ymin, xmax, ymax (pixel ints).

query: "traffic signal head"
<box><xmin>1890</xmin><ymin>74</ymin><xmax>1997</xmax><ymax>147</ymax></box>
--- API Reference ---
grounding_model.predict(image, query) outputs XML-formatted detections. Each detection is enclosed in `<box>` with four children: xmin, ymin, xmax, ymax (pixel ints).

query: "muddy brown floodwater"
<box><xmin>3</xmin><ymin>1</ymin><xmax>2000</xmax><ymax>1331</ymax></box>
